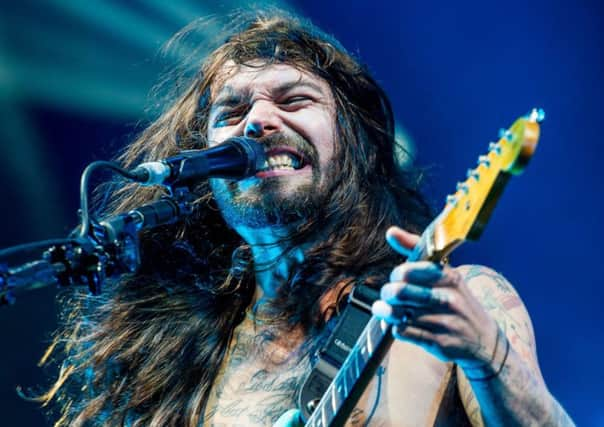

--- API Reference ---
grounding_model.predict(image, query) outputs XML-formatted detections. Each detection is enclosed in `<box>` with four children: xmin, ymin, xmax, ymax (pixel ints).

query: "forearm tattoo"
<box><xmin>458</xmin><ymin>266</ymin><xmax>575</xmax><ymax>427</ymax></box>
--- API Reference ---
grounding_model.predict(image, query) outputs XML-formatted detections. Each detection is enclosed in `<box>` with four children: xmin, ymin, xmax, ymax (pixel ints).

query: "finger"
<box><xmin>381</xmin><ymin>282</ymin><xmax>432</xmax><ymax>306</ymax></box>
<box><xmin>381</xmin><ymin>282</ymin><xmax>454</xmax><ymax>308</ymax></box>
<box><xmin>390</xmin><ymin>261</ymin><xmax>443</xmax><ymax>284</ymax></box>
<box><xmin>386</xmin><ymin>226</ymin><xmax>420</xmax><ymax>257</ymax></box>
<box><xmin>409</xmin><ymin>313</ymin><xmax>460</xmax><ymax>334</ymax></box>
<box><xmin>437</xmin><ymin>266</ymin><xmax>465</xmax><ymax>289</ymax></box>
<box><xmin>392</xmin><ymin>324</ymin><xmax>437</xmax><ymax>345</ymax></box>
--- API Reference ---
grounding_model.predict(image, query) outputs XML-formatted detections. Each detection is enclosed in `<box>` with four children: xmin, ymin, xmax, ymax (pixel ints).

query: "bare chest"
<box><xmin>202</xmin><ymin>324</ymin><xmax>309</xmax><ymax>426</ymax></box>
<box><xmin>202</xmin><ymin>330</ymin><xmax>464</xmax><ymax>427</ymax></box>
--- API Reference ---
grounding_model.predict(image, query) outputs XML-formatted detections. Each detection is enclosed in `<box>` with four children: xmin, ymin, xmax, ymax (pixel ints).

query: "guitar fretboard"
<box><xmin>303</xmin><ymin>225</ymin><xmax>433</xmax><ymax>426</ymax></box>
<box><xmin>305</xmin><ymin>316</ymin><xmax>393</xmax><ymax>427</ymax></box>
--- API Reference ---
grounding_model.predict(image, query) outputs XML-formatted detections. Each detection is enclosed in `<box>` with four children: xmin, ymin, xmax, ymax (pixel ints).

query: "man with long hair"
<box><xmin>40</xmin><ymin>11</ymin><xmax>573</xmax><ymax>427</ymax></box>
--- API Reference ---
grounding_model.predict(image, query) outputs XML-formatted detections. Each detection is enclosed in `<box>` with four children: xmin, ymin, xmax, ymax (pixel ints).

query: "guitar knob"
<box><xmin>446</xmin><ymin>194</ymin><xmax>458</xmax><ymax>207</ymax></box>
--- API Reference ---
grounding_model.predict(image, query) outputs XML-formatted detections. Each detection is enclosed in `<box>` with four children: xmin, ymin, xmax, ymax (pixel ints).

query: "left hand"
<box><xmin>371</xmin><ymin>226</ymin><xmax>499</xmax><ymax>369</ymax></box>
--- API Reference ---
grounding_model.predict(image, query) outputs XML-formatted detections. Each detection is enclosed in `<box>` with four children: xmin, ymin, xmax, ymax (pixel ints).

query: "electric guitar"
<box><xmin>275</xmin><ymin>108</ymin><xmax>544</xmax><ymax>427</ymax></box>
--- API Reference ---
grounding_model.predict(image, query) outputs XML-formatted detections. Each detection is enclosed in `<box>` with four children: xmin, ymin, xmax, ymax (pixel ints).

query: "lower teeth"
<box><xmin>269</xmin><ymin>165</ymin><xmax>294</xmax><ymax>171</ymax></box>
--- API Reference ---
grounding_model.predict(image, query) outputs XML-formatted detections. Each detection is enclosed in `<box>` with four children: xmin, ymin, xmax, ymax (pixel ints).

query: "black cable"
<box><xmin>77</xmin><ymin>161</ymin><xmax>145</xmax><ymax>239</ymax></box>
<box><xmin>0</xmin><ymin>238</ymin><xmax>77</xmax><ymax>260</ymax></box>
<box><xmin>363</xmin><ymin>365</ymin><xmax>385</xmax><ymax>427</ymax></box>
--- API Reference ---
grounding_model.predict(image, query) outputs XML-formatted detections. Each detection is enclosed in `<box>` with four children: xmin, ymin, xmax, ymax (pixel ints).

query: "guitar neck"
<box><xmin>304</xmin><ymin>234</ymin><xmax>434</xmax><ymax>427</ymax></box>
<box><xmin>304</xmin><ymin>316</ymin><xmax>393</xmax><ymax>427</ymax></box>
<box><xmin>302</xmin><ymin>110</ymin><xmax>542</xmax><ymax>426</ymax></box>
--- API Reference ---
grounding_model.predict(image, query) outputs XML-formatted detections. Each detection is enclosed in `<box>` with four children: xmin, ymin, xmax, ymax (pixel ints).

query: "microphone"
<box><xmin>130</xmin><ymin>137</ymin><xmax>266</xmax><ymax>187</ymax></box>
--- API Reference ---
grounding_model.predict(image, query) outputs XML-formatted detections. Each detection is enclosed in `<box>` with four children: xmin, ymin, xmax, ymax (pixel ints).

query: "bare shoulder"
<box><xmin>455</xmin><ymin>264</ymin><xmax>544</xmax><ymax>378</ymax></box>
<box><xmin>452</xmin><ymin>265</ymin><xmax>548</xmax><ymax>426</ymax></box>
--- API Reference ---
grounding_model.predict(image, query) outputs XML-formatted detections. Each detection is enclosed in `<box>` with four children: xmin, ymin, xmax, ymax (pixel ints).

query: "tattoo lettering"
<box><xmin>203</xmin><ymin>323</ymin><xmax>310</xmax><ymax>426</ymax></box>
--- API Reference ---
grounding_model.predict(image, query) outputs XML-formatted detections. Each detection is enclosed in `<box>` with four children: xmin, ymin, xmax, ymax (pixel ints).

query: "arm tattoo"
<box><xmin>457</xmin><ymin>265</ymin><xmax>575</xmax><ymax>427</ymax></box>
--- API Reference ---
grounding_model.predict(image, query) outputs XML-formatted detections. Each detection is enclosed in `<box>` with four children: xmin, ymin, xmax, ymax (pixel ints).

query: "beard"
<box><xmin>210</xmin><ymin>132</ymin><xmax>328</xmax><ymax>229</ymax></box>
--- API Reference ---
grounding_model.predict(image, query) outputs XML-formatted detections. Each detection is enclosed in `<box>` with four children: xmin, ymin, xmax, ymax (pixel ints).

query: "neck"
<box><xmin>235</xmin><ymin>223</ymin><xmax>307</xmax><ymax>304</ymax></box>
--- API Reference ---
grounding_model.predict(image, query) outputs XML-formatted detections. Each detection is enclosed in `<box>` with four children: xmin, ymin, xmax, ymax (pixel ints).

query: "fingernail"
<box><xmin>390</xmin><ymin>265</ymin><xmax>406</xmax><ymax>282</ymax></box>
<box><xmin>380</xmin><ymin>283</ymin><xmax>395</xmax><ymax>301</ymax></box>
<box><xmin>386</xmin><ymin>234</ymin><xmax>413</xmax><ymax>258</ymax></box>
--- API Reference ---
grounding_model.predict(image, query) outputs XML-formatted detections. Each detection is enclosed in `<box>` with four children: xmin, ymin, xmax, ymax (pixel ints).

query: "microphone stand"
<box><xmin>0</xmin><ymin>186</ymin><xmax>195</xmax><ymax>306</ymax></box>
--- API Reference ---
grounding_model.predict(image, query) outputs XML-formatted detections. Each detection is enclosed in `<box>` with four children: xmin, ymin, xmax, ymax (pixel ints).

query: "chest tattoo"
<box><xmin>203</xmin><ymin>326</ymin><xmax>310</xmax><ymax>426</ymax></box>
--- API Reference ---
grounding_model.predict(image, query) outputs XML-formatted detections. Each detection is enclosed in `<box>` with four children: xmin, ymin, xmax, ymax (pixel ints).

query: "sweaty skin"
<box><xmin>372</xmin><ymin>227</ymin><xmax>575</xmax><ymax>427</ymax></box>
<box><xmin>202</xmin><ymin>63</ymin><xmax>574</xmax><ymax>426</ymax></box>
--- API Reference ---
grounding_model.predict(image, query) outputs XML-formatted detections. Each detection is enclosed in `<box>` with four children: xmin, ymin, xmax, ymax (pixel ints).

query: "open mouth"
<box><xmin>258</xmin><ymin>147</ymin><xmax>307</xmax><ymax>172</ymax></box>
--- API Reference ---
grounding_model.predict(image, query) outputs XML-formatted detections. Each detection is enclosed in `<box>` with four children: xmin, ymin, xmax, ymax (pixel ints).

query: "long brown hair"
<box><xmin>37</xmin><ymin>10</ymin><xmax>432</xmax><ymax>426</ymax></box>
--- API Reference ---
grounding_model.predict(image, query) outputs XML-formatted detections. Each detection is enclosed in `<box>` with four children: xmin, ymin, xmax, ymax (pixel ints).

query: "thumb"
<box><xmin>273</xmin><ymin>409</ymin><xmax>303</xmax><ymax>427</ymax></box>
<box><xmin>386</xmin><ymin>226</ymin><xmax>420</xmax><ymax>257</ymax></box>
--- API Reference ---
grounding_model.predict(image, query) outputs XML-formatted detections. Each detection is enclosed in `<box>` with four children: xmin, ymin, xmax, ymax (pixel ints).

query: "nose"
<box><xmin>244</xmin><ymin>100</ymin><xmax>280</xmax><ymax>138</ymax></box>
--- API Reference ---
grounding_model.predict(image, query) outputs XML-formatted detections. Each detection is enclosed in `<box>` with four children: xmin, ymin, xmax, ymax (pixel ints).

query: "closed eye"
<box><xmin>213</xmin><ymin>109</ymin><xmax>245</xmax><ymax>127</ymax></box>
<box><xmin>279</xmin><ymin>95</ymin><xmax>314</xmax><ymax>110</ymax></box>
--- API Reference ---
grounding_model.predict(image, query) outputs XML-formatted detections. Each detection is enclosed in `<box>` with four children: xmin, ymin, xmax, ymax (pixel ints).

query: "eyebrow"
<box><xmin>210</xmin><ymin>80</ymin><xmax>326</xmax><ymax>111</ymax></box>
<box><xmin>271</xmin><ymin>80</ymin><xmax>326</xmax><ymax>97</ymax></box>
<box><xmin>211</xmin><ymin>86</ymin><xmax>250</xmax><ymax>110</ymax></box>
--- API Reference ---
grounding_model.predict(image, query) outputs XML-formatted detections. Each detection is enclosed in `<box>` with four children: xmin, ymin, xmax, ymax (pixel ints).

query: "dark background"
<box><xmin>0</xmin><ymin>0</ymin><xmax>602</xmax><ymax>425</ymax></box>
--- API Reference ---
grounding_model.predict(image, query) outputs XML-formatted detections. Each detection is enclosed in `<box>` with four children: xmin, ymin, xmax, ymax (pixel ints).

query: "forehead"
<box><xmin>210</xmin><ymin>60</ymin><xmax>330</xmax><ymax>101</ymax></box>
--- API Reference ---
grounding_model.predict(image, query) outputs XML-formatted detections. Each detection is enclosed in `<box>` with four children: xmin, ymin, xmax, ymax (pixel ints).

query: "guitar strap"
<box><xmin>297</xmin><ymin>284</ymin><xmax>379</xmax><ymax>421</ymax></box>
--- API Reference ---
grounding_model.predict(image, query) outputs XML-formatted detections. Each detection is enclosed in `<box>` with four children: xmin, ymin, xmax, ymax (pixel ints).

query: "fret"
<box><xmin>336</xmin><ymin>381</ymin><xmax>343</xmax><ymax>396</ymax></box>
<box><xmin>380</xmin><ymin>319</ymin><xmax>389</xmax><ymax>334</ymax></box>
<box><xmin>330</xmin><ymin>383</ymin><xmax>338</xmax><ymax>413</ymax></box>
<box><xmin>341</xmin><ymin>364</ymin><xmax>348</xmax><ymax>397</ymax></box>
<box><xmin>366</xmin><ymin>326</ymin><xmax>374</xmax><ymax>354</ymax></box>
<box><xmin>357</xmin><ymin>340</ymin><xmax>368</xmax><ymax>363</ymax></box>
<box><xmin>321</xmin><ymin>403</ymin><xmax>327</xmax><ymax>427</ymax></box>
<box><xmin>345</xmin><ymin>358</ymin><xmax>356</xmax><ymax>397</ymax></box>
<box><xmin>323</xmin><ymin>394</ymin><xmax>334</xmax><ymax>421</ymax></box>
<box><xmin>369</xmin><ymin>319</ymin><xmax>381</xmax><ymax>345</ymax></box>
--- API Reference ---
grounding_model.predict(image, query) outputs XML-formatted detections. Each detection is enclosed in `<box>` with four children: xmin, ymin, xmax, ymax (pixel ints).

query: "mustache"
<box><xmin>254</xmin><ymin>132</ymin><xmax>318</xmax><ymax>165</ymax></box>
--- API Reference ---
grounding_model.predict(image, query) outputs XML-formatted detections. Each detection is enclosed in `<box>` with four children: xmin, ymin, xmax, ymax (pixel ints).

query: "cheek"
<box><xmin>312</xmin><ymin>122</ymin><xmax>336</xmax><ymax>166</ymax></box>
<box><xmin>290</xmin><ymin>109</ymin><xmax>336</xmax><ymax>162</ymax></box>
<box><xmin>207</xmin><ymin>128</ymin><xmax>227</xmax><ymax>146</ymax></box>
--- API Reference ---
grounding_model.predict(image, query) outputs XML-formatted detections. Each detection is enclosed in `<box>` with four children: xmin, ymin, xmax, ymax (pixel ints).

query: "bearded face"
<box><xmin>206</xmin><ymin>62</ymin><xmax>338</xmax><ymax>229</ymax></box>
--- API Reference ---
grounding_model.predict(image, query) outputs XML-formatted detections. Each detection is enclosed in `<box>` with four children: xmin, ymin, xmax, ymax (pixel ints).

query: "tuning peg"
<box><xmin>488</xmin><ymin>142</ymin><xmax>502</xmax><ymax>154</ymax></box>
<box><xmin>498</xmin><ymin>129</ymin><xmax>513</xmax><ymax>142</ymax></box>
<box><xmin>477</xmin><ymin>155</ymin><xmax>491</xmax><ymax>167</ymax></box>
<box><xmin>466</xmin><ymin>168</ymin><xmax>480</xmax><ymax>181</ymax></box>
<box><xmin>527</xmin><ymin>108</ymin><xmax>545</xmax><ymax>123</ymax></box>
<box><xmin>456</xmin><ymin>182</ymin><xmax>469</xmax><ymax>194</ymax></box>
<box><xmin>446</xmin><ymin>194</ymin><xmax>458</xmax><ymax>207</ymax></box>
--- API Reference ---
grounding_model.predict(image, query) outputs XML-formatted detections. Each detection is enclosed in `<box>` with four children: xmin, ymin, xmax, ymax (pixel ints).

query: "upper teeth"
<box><xmin>261</xmin><ymin>153</ymin><xmax>301</xmax><ymax>171</ymax></box>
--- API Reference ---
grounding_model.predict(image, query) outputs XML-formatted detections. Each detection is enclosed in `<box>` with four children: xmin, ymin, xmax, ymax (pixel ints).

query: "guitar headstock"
<box><xmin>429</xmin><ymin>108</ymin><xmax>544</xmax><ymax>260</ymax></box>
